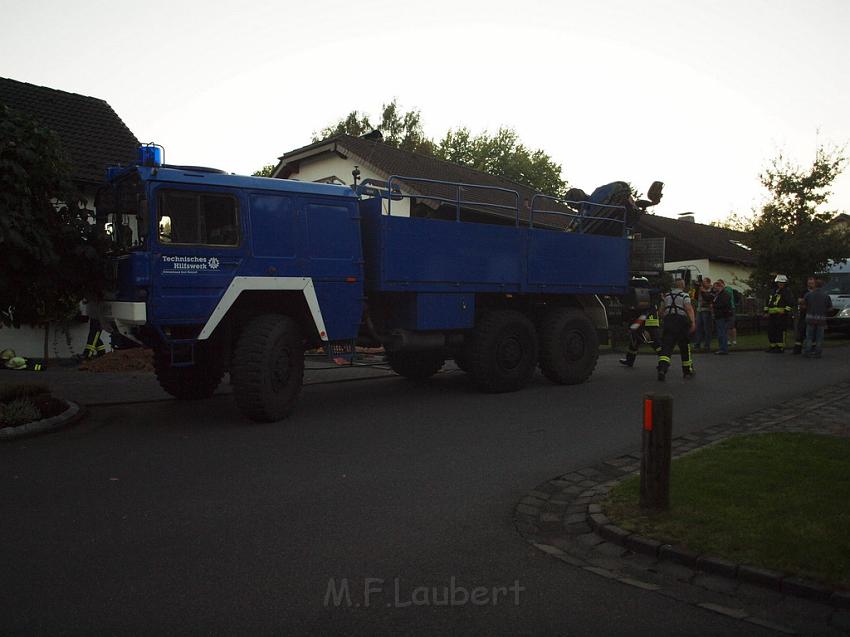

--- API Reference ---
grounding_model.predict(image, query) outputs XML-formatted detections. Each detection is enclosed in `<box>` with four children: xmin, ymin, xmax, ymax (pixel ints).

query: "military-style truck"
<box><xmin>93</xmin><ymin>145</ymin><xmax>660</xmax><ymax>421</ymax></box>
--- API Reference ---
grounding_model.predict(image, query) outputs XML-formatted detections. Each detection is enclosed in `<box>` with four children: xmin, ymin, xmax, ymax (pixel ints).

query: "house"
<box><xmin>830</xmin><ymin>213</ymin><xmax>850</xmax><ymax>233</ymax></box>
<box><xmin>634</xmin><ymin>213</ymin><xmax>756</xmax><ymax>295</ymax></box>
<box><xmin>273</xmin><ymin>133</ymin><xmax>577</xmax><ymax>230</ymax></box>
<box><xmin>0</xmin><ymin>77</ymin><xmax>139</xmax><ymax>359</ymax></box>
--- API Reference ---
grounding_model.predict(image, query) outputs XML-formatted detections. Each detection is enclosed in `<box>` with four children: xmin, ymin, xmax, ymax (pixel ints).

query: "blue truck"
<box><xmin>92</xmin><ymin>146</ymin><xmax>660</xmax><ymax>421</ymax></box>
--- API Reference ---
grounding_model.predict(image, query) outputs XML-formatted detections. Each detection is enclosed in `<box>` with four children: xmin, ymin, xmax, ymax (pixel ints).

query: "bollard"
<box><xmin>640</xmin><ymin>393</ymin><xmax>673</xmax><ymax>512</ymax></box>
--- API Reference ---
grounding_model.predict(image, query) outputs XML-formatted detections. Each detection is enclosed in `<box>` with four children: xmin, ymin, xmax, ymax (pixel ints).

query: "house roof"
<box><xmin>0</xmin><ymin>76</ymin><xmax>139</xmax><ymax>186</ymax></box>
<box><xmin>635</xmin><ymin>214</ymin><xmax>757</xmax><ymax>266</ymax></box>
<box><xmin>279</xmin><ymin>134</ymin><xmax>574</xmax><ymax>228</ymax></box>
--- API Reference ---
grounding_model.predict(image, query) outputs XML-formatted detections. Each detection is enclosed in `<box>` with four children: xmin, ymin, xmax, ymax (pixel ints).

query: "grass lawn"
<box><xmin>604</xmin><ymin>433</ymin><xmax>850</xmax><ymax>587</ymax></box>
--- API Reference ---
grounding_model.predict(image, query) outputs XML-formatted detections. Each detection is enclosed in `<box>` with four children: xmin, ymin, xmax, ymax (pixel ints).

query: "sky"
<box><xmin>2</xmin><ymin>0</ymin><xmax>850</xmax><ymax>224</ymax></box>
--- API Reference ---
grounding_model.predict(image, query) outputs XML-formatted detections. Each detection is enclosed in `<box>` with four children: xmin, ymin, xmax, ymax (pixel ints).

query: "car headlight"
<box><xmin>838</xmin><ymin>308</ymin><xmax>850</xmax><ymax>318</ymax></box>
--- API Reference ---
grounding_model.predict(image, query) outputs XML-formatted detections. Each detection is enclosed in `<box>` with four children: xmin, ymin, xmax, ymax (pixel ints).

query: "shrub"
<box><xmin>1</xmin><ymin>398</ymin><xmax>42</xmax><ymax>427</ymax></box>
<box><xmin>29</xmin><ymin>394</ymin><xmax>67</xmax><ymax>419</ymax></box>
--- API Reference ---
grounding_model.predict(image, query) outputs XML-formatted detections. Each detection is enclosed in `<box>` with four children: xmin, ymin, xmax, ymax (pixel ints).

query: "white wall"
<box><xmin>666</xmin><ymin>259</ymin><xmax>753</xmax><ymax>293</ymax></box>
<box><xmin>0</xmin><ymin>322</ymin><xmax>111</xmax><ymax>360</ymax></box>
<box><xmin>286</xmin><ymin>154</ymin><xmax>412</xmax><ymax>217</ymax></box>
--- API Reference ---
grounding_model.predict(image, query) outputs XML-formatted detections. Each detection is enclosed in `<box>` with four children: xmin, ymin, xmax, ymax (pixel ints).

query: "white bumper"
<box><xmin>88</xmin><ymin>301</ymin><xmax>147</xmax><ymax>343</ymax></box>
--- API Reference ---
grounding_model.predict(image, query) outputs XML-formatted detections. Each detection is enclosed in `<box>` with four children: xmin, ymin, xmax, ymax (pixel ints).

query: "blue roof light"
<box><xmin>138</xmin><ymin>143</ymin><xmax>163</xmax><ymax>167</ymax></box>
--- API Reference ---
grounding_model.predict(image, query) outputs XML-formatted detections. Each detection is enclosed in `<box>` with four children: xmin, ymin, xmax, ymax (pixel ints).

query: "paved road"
<box><xmin>2</xmin><ymin>349</ymin><xmax>848</xmax><ymax>635</ymax></box>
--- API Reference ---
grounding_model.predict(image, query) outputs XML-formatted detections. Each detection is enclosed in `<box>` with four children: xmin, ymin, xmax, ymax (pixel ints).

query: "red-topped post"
<box><xmin>640</xmin><ymin>393</ymin><xmax>673</xmax><ymax>511</ymax></box>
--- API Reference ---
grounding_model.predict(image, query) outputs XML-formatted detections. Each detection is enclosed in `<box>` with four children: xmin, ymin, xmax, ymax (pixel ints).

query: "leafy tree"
<box><xmin>0</xmin><ymin>104</ymin><xmax>107</xmax><ymax>334</ymax></box>
<box><xmin>434</xmin><ymin>127</ymin><xmax>567</xmax><ymax>197</ymax></box>
<box><xmin>314</xmin><ymin>109</ymin><xmax>374</xmax><ymax>140</ymax></box>
<box><xmin>314</xmin><ymin>102</ymin><xmax>567</xmax><ymax>197</ymax></box>
<box><xmin>745</xmin><ymin>144</ymin><xmax>850</xmax><ymax>292</ymax></box>
<box><xmin>252</xmin><ymin>164</ymin><xmax>276</xmax><ymax>177</ymax></box>
<box><xmin>313</xmin><ymin>99</ymin><xmax>433</xmax><ymax>155</ymax></box>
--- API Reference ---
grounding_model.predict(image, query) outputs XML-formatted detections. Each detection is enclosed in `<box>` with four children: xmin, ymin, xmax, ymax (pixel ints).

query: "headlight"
<box><xmin>838</xmin><ymin>308</ymin><xmax>850</xmax><ymax>318</ymax></box>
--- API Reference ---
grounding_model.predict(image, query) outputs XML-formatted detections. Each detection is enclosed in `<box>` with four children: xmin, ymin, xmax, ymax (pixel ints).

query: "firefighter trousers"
<box><xmin>624</xmin><ymin>327</ymin><xmax>661</xmax><ymax>365</ymax></box>
<box><xmin>657</xmin><ymin>315</ymin><xmax>693</xmax><ymax>375</ymax></box>
<box><xmin>767</xmin><ymin>314</ymin><xmax>787</xmax><ymax>349</ymax></box>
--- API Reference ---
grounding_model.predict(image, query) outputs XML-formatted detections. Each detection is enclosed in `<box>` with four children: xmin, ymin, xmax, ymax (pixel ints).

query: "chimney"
<box><xmin>678</xmin><ymin>212</ymin><xmax>696</xmax><ymax>223</ymax></box>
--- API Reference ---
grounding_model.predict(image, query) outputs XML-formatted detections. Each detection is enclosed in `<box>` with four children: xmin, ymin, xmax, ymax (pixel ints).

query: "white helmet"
<box><xmin>774</xmin><ymin>274</ymin><xmax>788</xmax><ymax>283</ymax></box>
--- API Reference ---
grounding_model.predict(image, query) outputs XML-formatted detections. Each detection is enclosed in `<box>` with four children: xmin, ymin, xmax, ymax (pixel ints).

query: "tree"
<box><xmin>313</xmin><ymin>109</ymin><xmax>374</xmax><ymax>141</ymax></box>
<box><xmin>314</xmin><ymin>102</ymin><xmax>567</xmax><ymax>197</ymax></box>
<box><xmin>313</xmin><ymin>99</ymin><xmax>433</xmax><ymax>155</ymax></box>
<box><xmin>434</xmin><ymin>127</ymin><xmax>567</xmax><ymax>197</ymax></box>
<box><xmin>745</xmin><ymin>144</ymin><xmax>850</xmax><ymax>292</ymax></box>
<box><xmin>0</xmin><ymin>104</ymin><xmax>107</xmax><ymax>334</ymax></box>
<box><xmin>252</xmin><ymin>164</ymin><xmax>276</xmax><ymax>177</ymax></box>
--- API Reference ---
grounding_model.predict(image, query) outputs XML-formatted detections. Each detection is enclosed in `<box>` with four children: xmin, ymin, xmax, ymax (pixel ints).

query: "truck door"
<box><xmin>150</xmin><ymin>185</ymin><xmax>248</xmax><ymax>329</ymax></box>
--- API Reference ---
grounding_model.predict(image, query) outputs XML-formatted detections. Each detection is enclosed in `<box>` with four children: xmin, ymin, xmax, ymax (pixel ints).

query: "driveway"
<box><xmin>2</xmin><ymin>349</ymin><xmax>848</xmax><ymax>634</ymax></box>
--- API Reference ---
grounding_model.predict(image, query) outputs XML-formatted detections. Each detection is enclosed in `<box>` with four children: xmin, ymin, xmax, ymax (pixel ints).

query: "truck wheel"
<box><xmin>385</xmin><ymin>350</ymin><xmax>445</xmax><ymax>380</ymax></box>
<box><xmin>469</xmin><ymin>310</ymin><xmax>538</xmax><ymax>393</ymax></box>
<box><xmin>154</xmin><ymin>346</ymin><xmax>224</xmax><ymax>400</ymax></box>
<box><xmin>538</xmin><ymin>308</ymin><xmax>599</xmax><ymax>385</ymax></box>
<box><xmin>231</xmin><ymin>314</ymin><xmax>304</xmax><ymax>422</ymax></box>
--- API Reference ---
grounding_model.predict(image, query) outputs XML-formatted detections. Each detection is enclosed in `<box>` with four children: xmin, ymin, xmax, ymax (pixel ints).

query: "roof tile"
<box><xmin>0</xmin><ymin>76</ymin><xmax>139</xmax><ymax>185</ymax></box>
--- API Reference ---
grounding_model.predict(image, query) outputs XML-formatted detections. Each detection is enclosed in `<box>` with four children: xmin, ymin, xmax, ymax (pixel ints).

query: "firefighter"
<box><xmin>764</xmin><ymin>274</ymin><xmax>795</xmax><ymax>353</ymax></box>
<box><xmin>619</xmin><ymin>295</ymin><xmax>661</xmax><ymax>367</ymax></box>
<box><xmin>83</xmin><ymin>317</ymin><xmax>107</xmax><ymax>359</ymax></box>
<box><xmin>1</xmin><ymin>349</ymin><xmax>43</xmax><ymax>371</ymax></box>
<box><xmin>656</xmin><ymin>279</ymin><xmax>696</xmax><ymax>381</ymax></box>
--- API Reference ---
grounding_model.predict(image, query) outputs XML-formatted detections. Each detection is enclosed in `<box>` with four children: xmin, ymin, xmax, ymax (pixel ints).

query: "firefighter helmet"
<box><xmin>5</xmin><ymin>356</ymin><xmax>27</xmax><ymax>370</ymax></box>
<box><xmin>0</xmin><ymin>348</ymin><xmax>15</xmax><ymax>361</ymax></box>
<box><xmin>774</xmin><ymin>274</ymin><xmax>788</xmax><ymax>283</ymax></box>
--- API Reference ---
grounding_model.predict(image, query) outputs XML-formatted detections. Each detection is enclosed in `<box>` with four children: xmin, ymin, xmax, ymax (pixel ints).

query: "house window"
<box><xmin>158</xmin><ymin>190</ymin><xmax>239</xmax><ymax>246</ymax></box>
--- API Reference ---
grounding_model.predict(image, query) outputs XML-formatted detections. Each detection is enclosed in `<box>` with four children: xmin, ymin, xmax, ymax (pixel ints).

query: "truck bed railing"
<box><xmin>361</xmin><ymin>175</ymin><xmax>628</xmax><ymax>236</ymax></box>
<box><xmin>380</xmin><ymin>176</ymin><xmax>523</xmax><ymax>225</ymax></box>
<box><xmin>529</xmin><ymin>194</ymin><xmax>628</xmax><ymax>237</ymax></box>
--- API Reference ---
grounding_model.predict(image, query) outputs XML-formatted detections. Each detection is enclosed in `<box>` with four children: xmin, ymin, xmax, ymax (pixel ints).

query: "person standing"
<box><xmin>712</xmin><ymin>280</ymin><xmax>733</xmax><ymax>355</ymax></box>
<box><xmin>764</xmin><ymin>274</ymin><xmax>795</xmax><ymax>353</ymax></box>
<box><xmin>694</xmin><ymin>277</ymin><xmax>714</xmax><ymax>352</ymax></box>
<box><xmin>724</xmin><ymin>283</ymin><xmax>738</xmax><ymax>346</ymax></box>
<box><xmin>802</xmin><ymin>279</ymin><xmax>832</xmax><ymax>358</ymax></box>
<box><xmin>793</xmin><ymin>276</ymin><xmax>816</xmax><ymax>354</ymax></box>
<box><xmin>656</xmin><ymin>279</ymin><xmax>696</xmax><ymax>381</ymax></box>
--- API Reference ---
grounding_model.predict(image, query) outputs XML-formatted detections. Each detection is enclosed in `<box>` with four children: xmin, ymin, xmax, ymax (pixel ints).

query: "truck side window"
<box><xmin>158</xmin><ymin>190</ymin><xmax>239</xmax><ymax>246</ymax></box>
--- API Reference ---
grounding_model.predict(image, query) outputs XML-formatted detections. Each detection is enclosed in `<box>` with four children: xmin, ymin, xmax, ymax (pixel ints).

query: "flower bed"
<box><xmin>0</xmin><ymin>382</ymin><xmax>67</xmax><ymax>429</ymax></box>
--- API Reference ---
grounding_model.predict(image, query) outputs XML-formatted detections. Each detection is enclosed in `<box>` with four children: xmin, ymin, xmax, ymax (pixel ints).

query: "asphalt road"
<box><xmin>2</xmin><ymin>349</ymin><xmax>848</xmax><ymax>635</ymax></box>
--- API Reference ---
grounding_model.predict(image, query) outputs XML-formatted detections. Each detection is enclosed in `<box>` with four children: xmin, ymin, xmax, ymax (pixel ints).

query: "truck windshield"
<box><xmin>823</xmin><ymin>272</ymin><xmax>850</xmax><ymax>295</ymax></box>
<box><xmin>102</xmin><ymin>172</ymin><xmax>148</xmax><ymax>250</ymax></box>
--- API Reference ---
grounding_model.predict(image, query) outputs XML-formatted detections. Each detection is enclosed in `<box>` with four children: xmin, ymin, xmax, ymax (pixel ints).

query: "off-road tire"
<box><xmin>538</xmin><ymin>307</ymin><xmax>599</xmax><ymax>384</ymax></box>
<box><xmin>468</xmin><ymin>310</ymin><xmax>538</xmax><ymax>393</ymax></box>
<box><xmin>385</xmin><ymin>350</ymin><xmax>446</xmax><ymax>380</ymax></box>
<box><xmin>231</xmin><ymin>314</ymin><xmax>304</xmax><ymax>422</ymax></box>
<box><xmin>154</xmin><ymin>346</ymin><xmax>224</xmax><ymax>400</ymax></box>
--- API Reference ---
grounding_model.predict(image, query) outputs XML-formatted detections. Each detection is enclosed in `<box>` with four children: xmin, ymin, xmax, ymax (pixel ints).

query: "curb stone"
<box><xmin>514</xmin><ymin>380</ymin><xmax>850</xmax><ymax>633</ymax></box>
<box><xmin>0</xmin><ymin>401</ymin><xmax>84</xmax><ymax>441</ymax></box>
